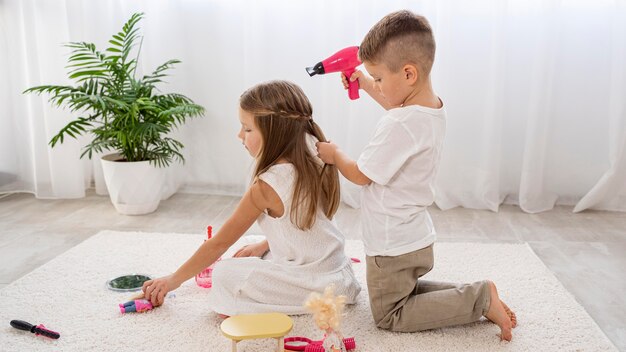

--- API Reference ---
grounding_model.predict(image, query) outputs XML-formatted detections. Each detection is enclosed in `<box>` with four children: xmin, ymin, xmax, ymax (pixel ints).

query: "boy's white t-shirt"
<box><xmin>357</xmin><ymin>103</ymin><xmax>446</xmax><ymax>257</ymax></box>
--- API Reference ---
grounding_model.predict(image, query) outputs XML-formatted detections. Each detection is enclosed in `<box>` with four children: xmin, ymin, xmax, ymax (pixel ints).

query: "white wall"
<box><xmin>1</xmin><ymin>0</ymin><xmax>624</xmax><ymax>212</ymax></box>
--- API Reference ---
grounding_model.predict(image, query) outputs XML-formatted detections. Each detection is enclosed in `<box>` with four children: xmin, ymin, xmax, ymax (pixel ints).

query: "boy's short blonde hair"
<box><xmin>359</xmin><ymin>10</ymin><xmax>436</xmax><ymax>76</ymax></box>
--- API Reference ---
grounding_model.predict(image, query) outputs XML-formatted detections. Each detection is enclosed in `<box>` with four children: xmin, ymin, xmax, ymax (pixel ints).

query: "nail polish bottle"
<box><xmin>195</xmin><ymin>226</ymin><xmax>220</xmax><ymax>288</ymax></box>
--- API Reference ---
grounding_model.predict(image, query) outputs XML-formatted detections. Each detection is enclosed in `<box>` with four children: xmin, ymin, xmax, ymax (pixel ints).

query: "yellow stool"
<box><xmin>220</xmin><ymin>312</ymin><xmax>293</xmax><ymax>352</ymax></box>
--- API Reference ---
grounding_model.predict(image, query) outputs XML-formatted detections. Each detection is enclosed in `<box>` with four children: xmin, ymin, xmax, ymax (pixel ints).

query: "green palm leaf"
<box><xmin>23</xmin><ymin>12</ymin><xmax>205</xmax><ymax>167</ymax></box>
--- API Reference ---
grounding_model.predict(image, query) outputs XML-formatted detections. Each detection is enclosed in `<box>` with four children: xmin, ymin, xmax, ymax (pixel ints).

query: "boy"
<box><xmin>316</xmin><ymin>10</ymin><xmax>516</xmax><ymax>340</ymax></box>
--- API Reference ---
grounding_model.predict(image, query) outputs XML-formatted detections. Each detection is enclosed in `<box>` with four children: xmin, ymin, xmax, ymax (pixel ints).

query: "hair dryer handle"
<box><xmin>343</xmin><ymin>69</ymin><xmax>360</xmax><ymax>100</ymax></box>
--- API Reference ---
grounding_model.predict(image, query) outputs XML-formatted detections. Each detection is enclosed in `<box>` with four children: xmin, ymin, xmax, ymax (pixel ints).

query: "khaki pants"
<box><xmin>366</xmin><ymin>244</ymin><xmax>490</xmax><ymax>332</ymax></box>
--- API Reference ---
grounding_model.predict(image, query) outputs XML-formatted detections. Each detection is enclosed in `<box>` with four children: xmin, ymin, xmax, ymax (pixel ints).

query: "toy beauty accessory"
<box><xmin>10</xmin><ymin>320</ymin><xmax>60</xmax><ymax>339</ymax></box>
<box><xmin>106</xmin><ymin>274</ymin><xmax>152</xmax><ymax>292</ymax></box>
<box><xmin>306</xmin><ymin>46</ymin><xmax>362</xmax><ymax>100</ymax></box>
<box><xmin>285</xmin><ymin>285</ymin><xmax>356</xmax><ymax>352</ymax></box>
<box><xmin>284</xmin><ymin>336</ymin><xmax>356</xmax><ymax>352</ymax></box>
<box><xmin>196</xmin><ymin>225</ymin><xmax>220</xmax><ymax>288</ymax></box>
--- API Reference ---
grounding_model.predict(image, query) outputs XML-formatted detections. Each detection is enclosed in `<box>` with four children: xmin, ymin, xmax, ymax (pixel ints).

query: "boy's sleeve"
<box><xmin>357</xmin><ymin>119</ymin><xmax>418</xmax><ymax>186</ymax></box>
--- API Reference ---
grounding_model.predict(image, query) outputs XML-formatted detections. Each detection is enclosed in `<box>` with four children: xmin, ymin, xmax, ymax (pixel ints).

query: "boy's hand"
<box><xmin>316</xmin><ymin>141</ymin><xmax>339</xmax><ymax>165</ymax></box>
<box><xmin>342</xmin><ymin>70</ymin><xmax>392</xmax><ymax>110</ymax></box>
<box><xmin>233</xmin><ymin>240</ymin><xmax>268</xmax><ymax>258</ymax></box>
<box><xmin>317</xmin><ymin>141</ymin><xmax>372</xmax><ymax>186</ymax></box>
<box><xmin>341</xmin><ymin>70</ymin><xmax>367</xmax><ymax>90</ymax></box>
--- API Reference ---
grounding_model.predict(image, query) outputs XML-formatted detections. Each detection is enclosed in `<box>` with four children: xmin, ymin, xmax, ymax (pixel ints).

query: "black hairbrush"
<box><xmin>10</xmin><ymin>320</ymin><xmax>60</xmax><ymax>339</ymax></box>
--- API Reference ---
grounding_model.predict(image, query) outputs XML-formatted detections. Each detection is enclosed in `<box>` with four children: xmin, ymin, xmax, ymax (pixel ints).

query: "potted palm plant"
<box><xmin>24</xmin><ymin>13</ymin><xmax>205</xmax><ymax>215</ymax></box>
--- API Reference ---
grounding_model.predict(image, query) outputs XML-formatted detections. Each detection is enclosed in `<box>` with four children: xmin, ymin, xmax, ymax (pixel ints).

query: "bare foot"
<box><xmin>484</xmin><ymin>281</ymin><xmax>512</xmax><ymax>341</ymax></box>
<box><xmin>486</xmin><ymin>299</ymin><xmax>517</xmax><ymax>328</ymax></box>
<box><xmin>501</xmin><ymin>301</ymin><xmax>517</xmax><ymax>328</ymax></box>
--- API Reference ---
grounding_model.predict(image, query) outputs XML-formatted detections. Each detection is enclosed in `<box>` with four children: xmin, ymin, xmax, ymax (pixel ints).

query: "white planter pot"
<box><xmin>92</xmin><ymin>149</ymin><xmax>114</xmax><ymax>196</ymax></box>
<box><xmin>100</xmin><ymin>153</ymin><xmax>165</xmax><ymax>215</ymax></box>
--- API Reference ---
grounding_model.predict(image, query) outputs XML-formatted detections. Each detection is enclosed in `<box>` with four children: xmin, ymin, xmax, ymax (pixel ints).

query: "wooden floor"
<box><xmin>1</xmin><ymin>191</ymin><xmax>624</xmax><ymax>350</ymax></box>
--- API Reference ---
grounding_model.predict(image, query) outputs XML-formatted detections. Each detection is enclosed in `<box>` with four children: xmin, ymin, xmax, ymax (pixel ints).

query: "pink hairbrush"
<box><xmin>284</xmin><ymin>336</ymin><xmax>356</xmax><ymax>351</ymax></box>
<box><xmin>10</xmin><ymin>320</ymin><xmax>60</xmax><ymax>339</ymax></box>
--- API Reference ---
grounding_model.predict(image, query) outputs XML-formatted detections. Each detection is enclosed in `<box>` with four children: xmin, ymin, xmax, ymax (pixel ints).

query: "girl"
<box><xmin>142</xmin><ymin>80</ymin><xmax>361</xmax><ymax>315</ymax></box>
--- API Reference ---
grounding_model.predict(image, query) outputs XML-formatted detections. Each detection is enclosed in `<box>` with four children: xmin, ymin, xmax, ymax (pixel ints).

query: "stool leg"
<box><xmin>231</xmin><ymin>339</ymin><xmax>238</xmax><ymax>352</ymax></box>
<box><xmin>276</xmin><ymin>336</ymin><xmax>284</xmax><ymax>352</ymax></box>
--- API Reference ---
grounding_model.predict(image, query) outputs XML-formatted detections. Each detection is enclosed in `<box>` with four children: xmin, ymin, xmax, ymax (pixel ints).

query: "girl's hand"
<box><xmin>233</xmin><ymin>240</ymin><xmax>269</xmax><ymax>258</ymax></box>
<box><xmin>142</xmin><ymin>275</ymin><xmax>180</xmax><ymax>307</ymax></box>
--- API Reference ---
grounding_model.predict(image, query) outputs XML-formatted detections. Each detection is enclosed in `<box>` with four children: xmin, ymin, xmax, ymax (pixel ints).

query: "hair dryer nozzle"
<box><xmin>306</xmin><ymin>62</ymin><xmax>325</xmax><ymax>77</ymax></box>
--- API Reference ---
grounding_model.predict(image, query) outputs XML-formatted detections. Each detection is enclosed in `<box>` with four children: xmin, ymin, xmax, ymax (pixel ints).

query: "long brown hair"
<box><xmin>240</xmin><ymin>80</ymin><xmax>340</xmax><ymax>230</ymax></box>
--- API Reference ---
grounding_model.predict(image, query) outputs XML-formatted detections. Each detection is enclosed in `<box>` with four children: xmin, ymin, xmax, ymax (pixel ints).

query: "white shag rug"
<box><xmin>0</xmin><ymin>230</ymin><xmax>617</xmax><ymax>352</ymax></box>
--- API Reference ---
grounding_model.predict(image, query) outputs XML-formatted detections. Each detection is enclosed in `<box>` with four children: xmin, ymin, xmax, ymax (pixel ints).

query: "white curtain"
<box><xmin>1</xmin><ymin>0</ymin><xmax>624</xmax><ymax>212</ymax></box>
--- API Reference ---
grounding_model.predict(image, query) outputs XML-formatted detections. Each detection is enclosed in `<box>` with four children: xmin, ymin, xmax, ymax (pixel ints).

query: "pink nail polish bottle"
<box><xmin>195</xmin><ymin>226</ymin><xmax>220</xmax><ymax>288</ymax></box>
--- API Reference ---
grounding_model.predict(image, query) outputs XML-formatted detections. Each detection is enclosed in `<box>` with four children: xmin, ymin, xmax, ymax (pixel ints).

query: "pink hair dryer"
<box><xmin>306</xmin><ymin>46</ymin><xmax>362</xmax><ymax>100</ymax></box>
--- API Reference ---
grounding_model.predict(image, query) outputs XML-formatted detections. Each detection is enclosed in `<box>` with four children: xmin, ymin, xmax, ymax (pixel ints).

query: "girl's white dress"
<box><xmin>207</xmin><ymin>163</ymin><xmax>361</xmax><ymax>315</ymax></box>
